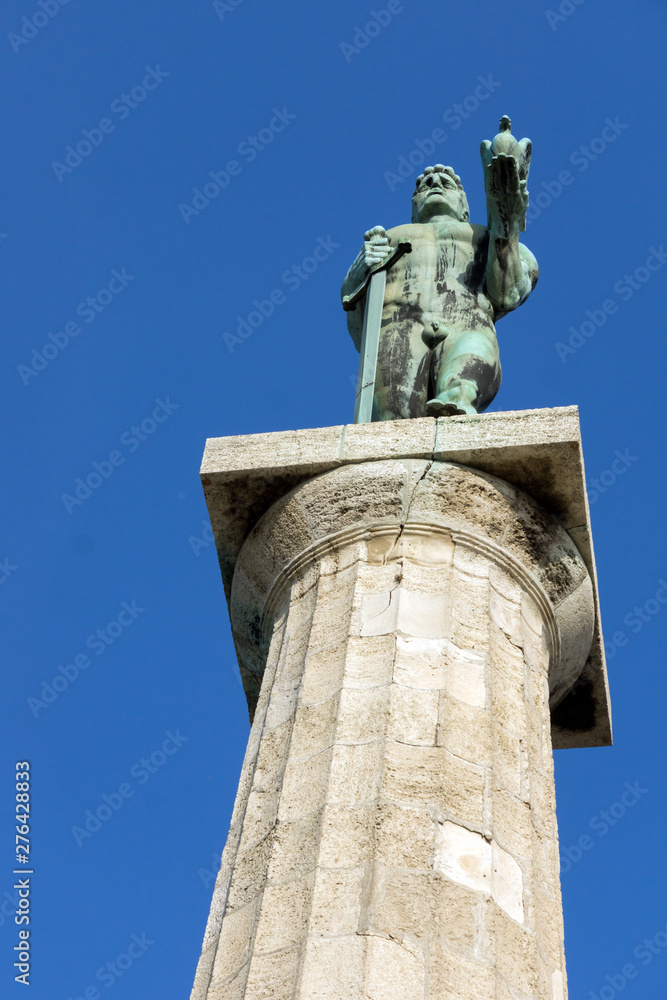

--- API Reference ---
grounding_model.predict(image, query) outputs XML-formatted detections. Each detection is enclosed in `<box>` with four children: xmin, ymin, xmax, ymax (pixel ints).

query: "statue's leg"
<box><xmin>427</xmin><ymin>328</ymin><xmax>501</xmax><ymax>416</ymax></box>
<box><xmin>372</xmin><ymin>321</ymin><xmax>430</xmax><ymax>420</ymax></box>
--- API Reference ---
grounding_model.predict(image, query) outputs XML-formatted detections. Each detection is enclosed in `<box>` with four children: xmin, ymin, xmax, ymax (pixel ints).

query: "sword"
<box><xmin>342</xmin><ymin>239</ymin><xmax>412</xmax><ymax>424</ymax></box>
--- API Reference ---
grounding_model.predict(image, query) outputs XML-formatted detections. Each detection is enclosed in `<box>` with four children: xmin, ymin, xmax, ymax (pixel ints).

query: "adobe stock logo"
<box><xmin>0</xmin><ymin>558</ymin><xmax>18</xmax><ymax>585</ymax></box>
<box><xmin>587</xmin><ymin>449</ymin><xmax>638</xmax><ymax>505</ymax></box>
<box><xmin>27</xmin><ymin>600</ymin><xmax>145</xmax><ymax>717</ymax></box>
<box><xmin>66</xmin><ymin>932</ymin><xmax>154</xmax><ymax>997</ymax></box>
<box><xmin>70</xmin><ymin>730</ymin><xmax>189</xmax><ymax>846</ymax></box>
<box><xmin>604</xmin><ymin>577</ymin><xmax>667</xmax><ymax>661</ymax></box>
<box><xmin>382</xmin><ymin>75</ymin><xmax>501</xmax><ymax>192</ymax></box>
<box><xmin>188</xmin><ymin>518</ymin><xmax>214</xmax><ymax>556</ymax></box>
<box><xmin>545</xmin><ymin>0</ymin><xmax>589</xmax><ymax>31</ymax></box>
<box><xmin>560</xmin><ymin>781</ymin><xmax>649</xmax><ymax>875</ymax></box>
<box><xmin>526</xmin><ymin>117</ymin><xmax>629</xmax><ymax>228</ymax></box>
<box><xmin>51</xmin><ymin>67</ymin><xmax>169</xmax><ymax>182</ymax></box>
<box><xmin>60</xmin><ymin>397</ymin><xmax>179</xmax><ymax>513</ymax></box>
<box><xmin>213</xmin><ymin>0</ymin><xmax>245</xmax><ymax>19</ymax></box>
<box><xmin>340</xmin><ymin>1</ymin><xmax>407</xmax><ymax>62</ymax></box>
<box><xmin>588</xmin><ymin>915</ymin><xmax>667</xmax><ymax>1000</ymax></box>
<box><xmin>17</xmin><ymin>268</ymin><xmax>135</xmax><ymax>385</ymax></box>
<box><xmin>223</xmin><ymin>236</ymin><xmax>339</xmax><ymax>352</ymax></box>
<box><xmin>555</xmin><ymin>245</ymin><xmax>666</xmax><ymax>362</ymax></box>
<box><xmin>178</xmin><ymin>107</ymin><xmax>296</xmax><ymax>224</ymax></box>
<box><xmin>8</xmin><ymin>0</ymin><xmax>72</xmax><ymax>54</ymax></box>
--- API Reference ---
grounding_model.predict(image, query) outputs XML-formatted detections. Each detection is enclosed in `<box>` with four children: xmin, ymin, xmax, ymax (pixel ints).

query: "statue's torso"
<box><xmin>384</xmin><ymin>220</ymin><xmax>495</xmax><ymax>336</ymax></box>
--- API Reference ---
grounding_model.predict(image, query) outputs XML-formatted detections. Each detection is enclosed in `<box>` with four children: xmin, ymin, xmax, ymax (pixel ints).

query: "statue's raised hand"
<box><xmin>484</xmin><ymin>154</ymin><xmax>529</xmax><ymax>237</ymax></box>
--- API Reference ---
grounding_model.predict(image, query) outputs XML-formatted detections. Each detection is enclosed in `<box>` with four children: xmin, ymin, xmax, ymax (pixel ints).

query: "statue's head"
<box><xmin>412</xmin><ymin>165</ymin><xmax>470</xmax><ymax>224</ymax></box>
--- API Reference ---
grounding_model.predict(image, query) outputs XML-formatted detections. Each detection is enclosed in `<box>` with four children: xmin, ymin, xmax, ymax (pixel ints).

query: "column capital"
<box><xmin>201</xmin><ymin>407</ymin><xmax>610</xmax><ymax>749</ymax></box>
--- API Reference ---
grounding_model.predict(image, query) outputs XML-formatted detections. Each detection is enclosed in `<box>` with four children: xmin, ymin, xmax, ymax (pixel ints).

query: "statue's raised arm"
<box><xmin>481</xmin><ymin>116</ymin><xmax>538</xmax><ymax>316</ymax></box>
<box><xmin>341</xmin><ymin>117</ymin><xmax>538</xmax><ymax>421</ymax></box>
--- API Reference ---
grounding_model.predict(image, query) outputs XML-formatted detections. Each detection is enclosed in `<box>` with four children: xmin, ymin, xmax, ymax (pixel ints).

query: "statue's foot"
<box><xmin>427</xmin><ymin>396</ymin><xmax>476</xmax><ymax>417</ymax></box>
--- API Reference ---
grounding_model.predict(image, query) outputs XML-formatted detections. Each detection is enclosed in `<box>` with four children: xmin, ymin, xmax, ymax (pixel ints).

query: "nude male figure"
<box><xmin>341</xmin><ymin>153</ymin><xmax>538</xmax><ymax>419</ymax></box>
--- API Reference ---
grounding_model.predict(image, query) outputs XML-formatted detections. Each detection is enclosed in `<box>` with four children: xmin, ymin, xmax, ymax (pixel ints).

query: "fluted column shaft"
<box><xmin>192</xmin><ymin>459</ymin><xmax>594</xmax><ymax>1000</ymax></box>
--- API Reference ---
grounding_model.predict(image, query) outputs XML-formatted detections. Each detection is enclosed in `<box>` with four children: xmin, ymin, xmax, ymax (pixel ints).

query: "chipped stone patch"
<box><xmin>434</xmin><ymin>821</ymin><xmax>524</xmax><ymax>924</ymax></box>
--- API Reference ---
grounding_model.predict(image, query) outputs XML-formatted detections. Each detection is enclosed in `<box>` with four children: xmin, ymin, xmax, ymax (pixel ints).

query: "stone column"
<box><xmin>191</xmin><ymin>445</ymin><xmax>601</xmax><ymax>1000</ymax></box>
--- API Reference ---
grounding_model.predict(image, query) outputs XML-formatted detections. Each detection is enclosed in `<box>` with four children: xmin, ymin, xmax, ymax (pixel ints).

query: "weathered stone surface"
<box><xmin>230</xmin><ymin>458</ymin><xmax>596</xmax><ymax>740</ymax></box>
<box><xmin>201</xmin><ymin>408</ymin><xmax>610</xmax><ymax>748</ymax></box>
<box><xmin>191</xmin><ymin>457</ymin><xmax>596</xmax><ymax>1000</ymax></box>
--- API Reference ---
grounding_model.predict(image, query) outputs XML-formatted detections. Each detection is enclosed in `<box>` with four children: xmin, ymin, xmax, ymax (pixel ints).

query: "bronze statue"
<box><xmin>341</xmin><ymin>118</ymin><xmax>538</xmax><ymax>419</ymax></box>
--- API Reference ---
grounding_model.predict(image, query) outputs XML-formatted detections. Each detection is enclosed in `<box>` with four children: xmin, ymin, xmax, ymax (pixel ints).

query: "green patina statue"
<box><xmin>341</xmin><ymin>117</ymin><xmax>538</xmax><ymax>419</ymax></box>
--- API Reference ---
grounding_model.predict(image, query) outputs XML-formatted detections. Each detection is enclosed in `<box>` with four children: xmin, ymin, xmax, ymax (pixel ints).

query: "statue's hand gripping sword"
<box><xmin>342</xmin><ymin>239</ymin><xmax>412</xmax><ymax>424</ymax></box>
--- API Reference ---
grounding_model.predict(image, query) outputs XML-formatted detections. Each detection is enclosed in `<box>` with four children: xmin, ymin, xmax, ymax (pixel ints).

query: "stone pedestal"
<box><xmin>191</xmin><ymin>408</ymin><xmax>611</xmax><ymax>1000</ymax></box>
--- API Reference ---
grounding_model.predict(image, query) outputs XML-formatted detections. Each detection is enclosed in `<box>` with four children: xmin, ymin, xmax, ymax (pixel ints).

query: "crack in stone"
<box><xmin>404</xmin><ymin>460</ymin><xmax>434</xmax><ymax>522</ymax></box>
<box><xmin>381</xmin><ymin>460</ymin><xmax>435</xmax><ymax>567</ymax></box>
<box><xmin>361</xmin><ymin>587</ymin><xmax>396</xmax><ymax>625</ymax></box>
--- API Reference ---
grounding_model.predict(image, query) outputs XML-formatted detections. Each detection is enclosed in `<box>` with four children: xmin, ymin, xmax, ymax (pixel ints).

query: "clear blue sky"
<box><xmin>1</xmin><ymin>0</ymin><xmax>666</xmax><ymax>996</ymax></box>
